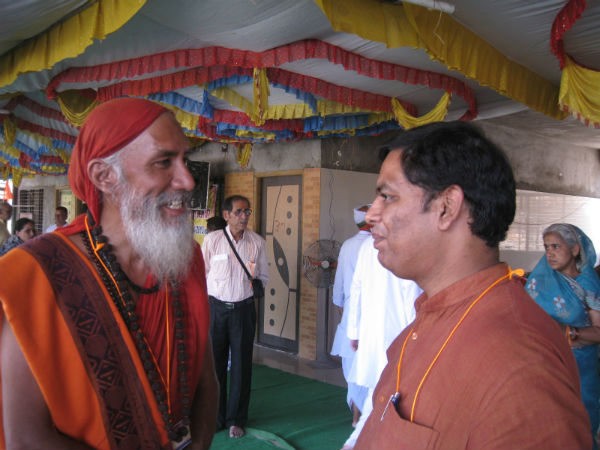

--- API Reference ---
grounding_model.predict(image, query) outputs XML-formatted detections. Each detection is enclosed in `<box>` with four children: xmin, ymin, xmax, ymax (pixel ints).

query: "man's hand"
<box><xmin>351</xmin><ymin>339</ymin><xmax>358</xmax><ymax>351</ymax></box>
<box><xmin>189</xmin><ymin>338</ymin><xmax>219</xmax><ymax>450</ymax></box>
<box><xmin>1</xmin><ymin>318</ymin><xmax>94</xmax><ymax>449</ymax></box>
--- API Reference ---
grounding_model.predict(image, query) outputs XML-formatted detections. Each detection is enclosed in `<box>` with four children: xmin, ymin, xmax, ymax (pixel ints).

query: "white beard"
<box><xmin>118</xmin><ymin>185</ymin><xmax>194</xmax><ymax>282</ymax></box>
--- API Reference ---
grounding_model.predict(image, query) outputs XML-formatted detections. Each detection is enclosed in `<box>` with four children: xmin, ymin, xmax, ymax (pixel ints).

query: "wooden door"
<box><xmin>259</xmin><ymin>175</ymin><xmax>302</xmax><ymax>352</ymax></box>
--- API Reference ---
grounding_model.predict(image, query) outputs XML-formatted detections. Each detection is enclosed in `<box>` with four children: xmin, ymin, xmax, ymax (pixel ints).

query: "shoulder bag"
<box><xmin>222</xmin><ymin>229</ymin><xmax>265</xmax><ymax>299</ymax></box>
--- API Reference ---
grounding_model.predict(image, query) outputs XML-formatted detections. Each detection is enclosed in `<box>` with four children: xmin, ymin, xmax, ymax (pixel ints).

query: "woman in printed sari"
<box><xmin>527</xmin><ymin>223</ymin><xmax>600</xmax><ymax>444</ymax></box>
<box><xmin>0</xmin><ymin>218</ymin><xmax>35</xmax><ymax>256</ymax></box>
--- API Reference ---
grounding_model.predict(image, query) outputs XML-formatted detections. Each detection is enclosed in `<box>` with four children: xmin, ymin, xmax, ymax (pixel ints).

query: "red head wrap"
<box><xmin>61</xmin><ymin>98</ymin><xmax>169</xmax><ymax>235</ymax></box>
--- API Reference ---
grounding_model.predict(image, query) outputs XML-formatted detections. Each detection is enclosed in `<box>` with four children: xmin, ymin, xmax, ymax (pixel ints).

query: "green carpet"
<box><xmin>209</xmin><ymin>364</ymin><xmax>354</xmax><ymax>450</ymax></box>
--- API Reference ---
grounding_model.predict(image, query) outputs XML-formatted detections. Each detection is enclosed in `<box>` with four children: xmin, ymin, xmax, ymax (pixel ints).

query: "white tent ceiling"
<box><xmin>0</xmin><ymin>0</ymin><xmax>599</xmax><ymax>179</ymax></box>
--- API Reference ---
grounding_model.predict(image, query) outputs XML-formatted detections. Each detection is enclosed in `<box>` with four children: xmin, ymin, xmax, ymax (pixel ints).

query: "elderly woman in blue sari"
<box><xmin>527</xmin><ymin>223</ymin><xmax>600</xmax><ymax>443</ymax></box>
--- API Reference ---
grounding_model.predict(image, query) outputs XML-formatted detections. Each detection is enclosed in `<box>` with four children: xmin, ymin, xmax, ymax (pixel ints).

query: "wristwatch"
<box><xmin>569</xmin><ymin>327</ymin><xmax>579</xmax><ymax>341</ymax></box>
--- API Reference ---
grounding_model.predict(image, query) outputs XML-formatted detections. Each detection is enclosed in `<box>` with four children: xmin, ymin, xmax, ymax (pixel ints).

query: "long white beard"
<box><xmin>118</xmin><ymin>186</ymin><xmax>194</xmax><ymax>282</ymax></box>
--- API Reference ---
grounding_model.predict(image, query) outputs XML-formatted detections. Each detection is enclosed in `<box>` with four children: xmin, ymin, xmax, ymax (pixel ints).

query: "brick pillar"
<box><xmin>298</xmin><ymin>168</ymin><xmax>320</xmax><ymax>359</ymax></box>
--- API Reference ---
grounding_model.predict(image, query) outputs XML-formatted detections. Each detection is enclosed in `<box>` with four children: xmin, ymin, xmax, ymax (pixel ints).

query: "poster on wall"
<box><xmin>190</xmin><ymin>182</ymin><xmax>221</xmax><ymax>246</ymax></box>
<box><xmin>187</xmin><ymin>161</ymin><xmax>210</xmax><ymax>209</ymax></box>
<box><xmin>206</xmin><ymin>184</ymin><xmax>218</xmax><ymax>217</ymax></box>
<box><xmin>193</xmin><ymin>209</ymin><xmax>212</xmax><ymax>246</ymax></box>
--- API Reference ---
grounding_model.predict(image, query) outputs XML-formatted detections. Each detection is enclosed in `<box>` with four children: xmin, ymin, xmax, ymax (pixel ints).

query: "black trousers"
<box><xmin>209</xmin><ymin>296</ymin><xmax>256</xmax><ymax>429</ymax></box>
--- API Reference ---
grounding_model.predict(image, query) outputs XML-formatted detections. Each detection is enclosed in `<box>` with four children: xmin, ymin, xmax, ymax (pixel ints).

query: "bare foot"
<box><xmin>229</xmin><ymin>425</ymin><xmax>245</xmax><ymax>438</ymax></box>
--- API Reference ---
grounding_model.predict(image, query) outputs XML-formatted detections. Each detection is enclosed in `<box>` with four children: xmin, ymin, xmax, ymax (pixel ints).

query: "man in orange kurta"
<box><xmin>0</xmin><ymin>98</ymin><xmax>218</xmax><ymax>449</ymax></box>
<box><xmin>354</xmin><ymin>121</ymin><xmax>591</xmax><ymax>449</ymax></box>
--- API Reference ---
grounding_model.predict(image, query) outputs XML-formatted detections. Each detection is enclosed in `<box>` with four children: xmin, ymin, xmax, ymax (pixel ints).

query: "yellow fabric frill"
<box><xmin>317</xmin><ymin>101</ymin><xmax>372</xmax><ymax>116</ymax></box>
<box><xmin>3</xmin><ymin>117</ymin><xmax>16</xmax><ymax>146</ymax></box>
<box><xmin>265</xmin><ymin>103</ymin><xmax>316</xmax><ymax>120</ymax></box>
<box><xmin>2</xmin><ymin>166</ymin><xmax>35</xmax><ymax>187</ymax></box>
<box><xmin>314</xmin><ymin>0</ymin><xmax>419</xmax><ymax>48</ymax></box>
<box><xmin>1</xmin><ymin>127</ymin><xmax>71</xmax><ymax>166</ymax></box>
<box><xmin>36</xmin><ymin>165</ymin><xmax>66</xmax><ymax>174</ymax></box>
<box><xmin>11</xmin><ymin>168</ymin><xmax>23</xmax><ymax>187</ymax></box>
<box><xmin>391</xmin><ymin>92</ymin><xmax>451</xmax><ymax>130</ymax></box>
<box><xmin>211</xmin><ymin>87</ymin><xmax>393</xmax><ymax>124</ymax></box>
<box><xmin>0</xmin><ymin>0</ymin><xmax>147</xmax><ymax>88</ymax></box>
<box><xmin>211</xmin><ymin>87</ymin><xmax>254</xmax><ymax>117</ymax></box>
<box><xmin>252</xmin><ymin>68</ymin><xmax>270</xmax><ymax>126</ymax></box>
<box><xmin>154</xmin><ymin>102</ymin><xmax>200</xmax><ymax>133</ymax></box>
<box><xmin>54</xmin><ymin>147</ymin><xmax>71</xmax><ymax>165</ymax></box>
<box><xmin>236</xmin><ymin>130</ymin><xmax>277</xmax><ymax>141</ymax></box>
<box><xmin>559</xmin><ymin>56</ymin><xmax>600</xmax><ymax>128</ymax></box>
<box><xmin>317</xmin><ymin>129</ymin><xmax>356</xmax><ymax>137</ymax></box>
<box><xmin>236</xmin><ymin>143</ymin><xmax>253</xmax><ymax>169</ymax></box>
<box><xmin>0</xmin><ymin>165</ymin><xmax>10</xmax><ymax>181</ymax></box>
<box><xmin>313</xmin><ymin>0</ymin><xmax>566</xmax><ymax>120</ymax></box>
<box><xmin>25</xmin><ymin>130</ymin><xmax>54</xmax><ymax>151</ymax></box>
<box><xmin>58</xmin><ymin>91</ymin><xmax>100</xmax><ymax>128</ymax></box>
<box><xmin>0</xmin><ymin>142</ymin><xmax>19</xmax><ymax>162</ymax></box>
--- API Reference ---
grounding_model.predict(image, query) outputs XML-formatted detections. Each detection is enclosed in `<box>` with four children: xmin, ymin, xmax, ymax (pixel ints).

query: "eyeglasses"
<box><xmin>232</xmin><ymin>208</ymin><xmax>252</xmax><ymax>217</ymax></box>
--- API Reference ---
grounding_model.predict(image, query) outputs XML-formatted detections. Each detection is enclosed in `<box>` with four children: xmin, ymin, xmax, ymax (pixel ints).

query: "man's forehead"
<box><xmin>376</xmin><ymin>153</ymin><xmax>427</xmax><ymax>199</ymax></box>
<box><xmin>378</xmin><ymin>150</ymin><xmax>404</xmax><ymax>181</ymax></box>
<box><xmin>120</xmin><ymin>135</ymin><xmax>191</xmax><ymax>162</ymax></box>
<box><xmin>231</xmin><ymin>200</ymin><xmax>249</xmax><ymax>209</ymax></box>
<box><xmin>385</xmin><ymin>147</ymin><xmax>404</xmax><ymax>159</ymax></box>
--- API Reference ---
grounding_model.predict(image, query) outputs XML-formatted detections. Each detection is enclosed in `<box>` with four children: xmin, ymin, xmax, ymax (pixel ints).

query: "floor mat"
<box><xmin>209</xmin><ymin>364</ymin><xmax>354</xmax><ymax>450</ymax></box>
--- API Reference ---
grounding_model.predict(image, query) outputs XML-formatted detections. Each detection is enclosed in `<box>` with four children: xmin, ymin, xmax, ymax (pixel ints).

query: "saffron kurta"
<box><xmin>355</xmin><ymin>263</ymin><xmax>591</xmax><ymax>450</ymax></box>
<box><xmin>0</xmin><ymin>233</ymin><xmax>210</xmax><ymax>449</ymax></box>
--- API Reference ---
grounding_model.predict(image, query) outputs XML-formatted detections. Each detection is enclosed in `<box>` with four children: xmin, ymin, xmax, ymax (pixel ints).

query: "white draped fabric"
<box><xmin>331</xmin><ymin>229</ymin><xmax>372</xmax><ymax>409</ymax></box>
<box><xmin>346</xmin><ymin>235</ymin><xmax>421</xmax><ymax>389</ymax></box>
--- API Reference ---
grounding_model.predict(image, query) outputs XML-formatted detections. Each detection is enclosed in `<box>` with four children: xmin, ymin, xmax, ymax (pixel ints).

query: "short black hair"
<box><xmin>15</xmin><ymin>218</ymin><xmax>34</xmax><ymax>232</ymax></box>
<box><xmin>207</xmin><ymin>216</ymin><xmax>227</xmax><ymax>232</ymax></box>
<box><xmin>381</xmin><ymin>121</ymin><xmax>516</xmax><ymax>248</ymax></box>
<box><xmin>56</xmin><ymin>206</ymin><xmax>68</xmax><ymax>216</ymax></box>
<box><xmin>222</xmin><ymin>195</ymin><xmax>250</xmax><ymax>212</ymax></box>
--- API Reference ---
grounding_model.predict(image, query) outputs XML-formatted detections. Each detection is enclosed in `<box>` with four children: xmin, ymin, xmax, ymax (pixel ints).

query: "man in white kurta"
<box><xmin>343</xmin><ymin>234</ymin><xmax>422</xmax><ymax>448</ymax></box>
<box><xmin>331</xmin><ymin>205</ymin><xmax>371</xmax><ymax>424</ymax></box>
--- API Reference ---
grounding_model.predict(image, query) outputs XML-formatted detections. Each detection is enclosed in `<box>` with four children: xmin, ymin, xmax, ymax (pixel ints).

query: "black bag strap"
<box><xmin>223</xmin><ymin>228</ymin><xmax>253</xmax><ymax>281</ymax></box>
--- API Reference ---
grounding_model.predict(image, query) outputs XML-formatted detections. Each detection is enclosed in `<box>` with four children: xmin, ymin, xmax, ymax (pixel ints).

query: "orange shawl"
<box><xmin>0</xmin><ymin>233</ymin><xmax>209</xmax><ymax>449</ymax></box>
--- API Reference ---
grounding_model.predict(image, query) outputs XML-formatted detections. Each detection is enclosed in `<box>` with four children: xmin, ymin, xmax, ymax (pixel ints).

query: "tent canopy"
<box><xmin>0</xmin><ymin>0</ymin><xmax>599</xmax><ymax>182</ymax></box>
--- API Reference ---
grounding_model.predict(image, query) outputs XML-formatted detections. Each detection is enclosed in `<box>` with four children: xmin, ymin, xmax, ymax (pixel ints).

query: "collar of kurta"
<box><xmin>414</xmin><ymin>263</ymin><xmax>519</xmax><ymax>313</ymax></box>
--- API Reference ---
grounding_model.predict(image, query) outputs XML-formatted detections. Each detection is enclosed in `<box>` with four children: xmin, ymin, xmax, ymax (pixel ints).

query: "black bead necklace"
<box><xmin>81</xmin><ymin>213</ymin><xmax>191</xmax><ymax>443</ymax></box>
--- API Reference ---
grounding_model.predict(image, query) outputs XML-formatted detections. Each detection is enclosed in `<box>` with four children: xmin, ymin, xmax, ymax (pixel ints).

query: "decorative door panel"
<box><xmin>259</xmin><ymin>176</ymin><xmax>302</xmax><ymax>352</ymax></box>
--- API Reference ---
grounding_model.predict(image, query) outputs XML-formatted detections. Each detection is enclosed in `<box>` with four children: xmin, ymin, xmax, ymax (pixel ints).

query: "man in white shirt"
<box><xmin>201</xmin><ymin>195</ymin><xmax>269</xmax><ymax>439</ymax></box>
<box><xmin>45</xmin><ymin>206</ymin><xmax>68</xmax><ymax>233</ymax></box>
<box><xmin>331</xmin><ymin>204</ymin><xmax>371</xmax><ymax>427</ymax></box>
<box><xmin>343</xmin><ymin>234</ymin><xmax>422</xmax><ymax>448</ymax></box>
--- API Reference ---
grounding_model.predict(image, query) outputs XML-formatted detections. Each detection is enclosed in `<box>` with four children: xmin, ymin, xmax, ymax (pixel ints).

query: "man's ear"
<box><xmin>437</xmin><ymin>185</ymin><xmax>465</xmax><ymax>231</ymax></box>
<box><xmin>87</xmin><ymin>159</ymin><xmax>119</xmax><ymax>194</ymax></box>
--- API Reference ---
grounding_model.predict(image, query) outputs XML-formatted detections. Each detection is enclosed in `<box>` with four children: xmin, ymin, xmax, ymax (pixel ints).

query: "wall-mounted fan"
<box><xmin>302</xmin><ymin>239</ymin><xmax>342</xmax><ymax>288</ymax></box>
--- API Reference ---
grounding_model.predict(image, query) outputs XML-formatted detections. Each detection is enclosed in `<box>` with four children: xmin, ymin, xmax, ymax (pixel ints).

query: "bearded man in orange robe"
<box><xmin>0</xmin><ymin>98</ymin><xmax>218</xmax><ymax>450</ymax></box>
